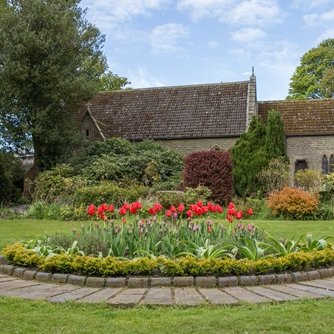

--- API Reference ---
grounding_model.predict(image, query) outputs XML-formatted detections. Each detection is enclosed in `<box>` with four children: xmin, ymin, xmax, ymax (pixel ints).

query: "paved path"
<box><xmin>1</xmin><ymin>274</ymin><xmax>334</xmax><ymax>306</ymax></box>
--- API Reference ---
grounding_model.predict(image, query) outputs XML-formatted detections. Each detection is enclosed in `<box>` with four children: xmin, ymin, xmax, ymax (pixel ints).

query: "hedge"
<box><xmin>3</xmin><ymin>243</ymin><xmax>334</xmax><ymax>277</ymax></box>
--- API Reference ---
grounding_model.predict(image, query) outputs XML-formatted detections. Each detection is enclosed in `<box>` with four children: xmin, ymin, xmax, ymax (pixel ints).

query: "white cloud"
<box><xmin>304</xmin><ymin>9</ymin><xmax>334</xmax><ymax>26</ymax></box>
<box><xmin>231</xmin><ymin>27</ymin><xmax>266</xmax><ymax>42</ymax></box>
<box><xmin>149</xmin><ymin>23</ymin><xmax>189</xmax><ymax>54</ymax></box>
<box><xmin>177</xmin><ymin>0</ymin><xmax>280</xmax><ymax>26</ymax></box>
<box><xmin>128</xmin><ymin>67</ymin><xmax>165</xmax><ymax>88</ymax></box>
<box><xmin>229</xmin><ymin>0</ymin><xmax>280</xmax><ymax>26</ymax></box>
<box><xmin>82</xmin><ymin>0</ymin><xmax>169</xmax><ymax>25</ymax></box>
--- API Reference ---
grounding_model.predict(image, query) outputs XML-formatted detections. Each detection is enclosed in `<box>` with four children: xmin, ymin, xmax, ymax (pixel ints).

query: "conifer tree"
<box><xmin>265</xmin><ymin>110</ymin><xmax>286</xmax><ymax>160</ymax></box>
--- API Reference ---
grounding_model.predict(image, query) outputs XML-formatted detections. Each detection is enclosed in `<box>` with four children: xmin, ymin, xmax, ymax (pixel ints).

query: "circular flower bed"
<box><xmin>2</xmin><ymin>201</ymin><xmax>334</xmax><ymax>277</ymax></box>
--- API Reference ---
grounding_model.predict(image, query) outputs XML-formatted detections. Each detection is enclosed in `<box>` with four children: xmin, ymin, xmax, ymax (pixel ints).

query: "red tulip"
<box><xmin>247</xmin><ymin>208</ymin><xmax>253</xmax><ymax>215</ymax></box>
<box><xmin>87</xmin><ymin>204</ymin><xmax>96</xmax><ymax>216</ymax></box>
<box><xmin>236</xmin><ymin>211</ymin><xmax>242</xmax><ymax>220</ymax></box>
<box><xmin>186</xmin><ymin>210</ymin><xmax>193</xmax><ymax>218</ymax></box>
<box><xmin>119</xmin><ymin>207</ymin><xmax>127</xmax><ymax>215</ymax></box>
<box><xmin>166</xmin><ymin>210</ymin><xmax>172</xmax><ymax>217</ymax></box>
<box><xmin>177</xmin><ymin>203</ymin><xmax>185</xmax><ymax>212</ymax></box>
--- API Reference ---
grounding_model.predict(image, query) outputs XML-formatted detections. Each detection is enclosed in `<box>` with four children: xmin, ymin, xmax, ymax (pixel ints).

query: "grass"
<box><xmin>1</xmin><ymin>217</ymin><xmax>334</xmax><ymax>333</ymax></box>
<box><xmin>1</xmin><ymin>218</ymin><xmax>334</xmax><ymax>251</ymax></box>
<box><xmin>0</xmin><ymin>297</ymin><xmax>333</xmax><ymax>334</ymax></box>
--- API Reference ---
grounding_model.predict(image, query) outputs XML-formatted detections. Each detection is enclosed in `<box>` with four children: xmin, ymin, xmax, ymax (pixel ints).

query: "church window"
<box><xmin>295</xmin><ymin>159</ymin><xmax>307</xmax><ymax>173</ymax></box>
<box><xmin>322</xmin><ymin>155</ymin><xmax>329</xmax><ymax>174</ymax></box>
<box><xmin>330</xmin><ymin>154</ymin><xmax>334</xmax><ymax>173</ymax></box>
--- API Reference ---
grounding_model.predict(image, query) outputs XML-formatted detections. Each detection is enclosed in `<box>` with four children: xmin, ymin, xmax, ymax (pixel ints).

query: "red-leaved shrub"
<box><xmin>183</xmin><ymin>151</ymin><xmax>233</xmax><ymax>204</ymax></box>
<box><xmin>267</xmin><ymin>187</ymin><xmax>318</xmax><ymax>220</ymax></box>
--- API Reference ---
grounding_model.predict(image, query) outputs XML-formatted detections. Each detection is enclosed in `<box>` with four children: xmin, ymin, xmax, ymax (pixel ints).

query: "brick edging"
<box><xmin>0</xmin><ymin>256</ymin><xmax>333</xmax><ymax>288</ymax></box>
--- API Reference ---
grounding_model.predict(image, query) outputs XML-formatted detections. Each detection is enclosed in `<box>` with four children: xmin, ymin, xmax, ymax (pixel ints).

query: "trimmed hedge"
<box><xmin>3</xmin><ymin>243</ymin><xmax>334</xmax><ymax>277</ymax></box>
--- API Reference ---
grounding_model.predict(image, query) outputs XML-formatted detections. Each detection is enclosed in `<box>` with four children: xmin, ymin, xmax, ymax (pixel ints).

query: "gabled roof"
<box><xmin>77</xmin><ymin>81</ymin><xmax>251</xmax><ymax>140</ymax></box>
<box><xmin>258</xmin><ymin>99</ymin><xmax>334</xmax><ymax>136</ymax></box>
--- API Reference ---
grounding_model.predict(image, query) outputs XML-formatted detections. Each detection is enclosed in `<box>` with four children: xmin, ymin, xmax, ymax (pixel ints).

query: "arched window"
<box><xmin>322</xmin><ymin>155</ymin><xmax>329</xmax><ymax>174</ymax></box>
<box><xmin>86</xmin><ymin>129</ymin><xmax>90</xmax><ymax>137</ymax></box>
<box><xmin>330</xmin><ymin>154</ymin><xmax>334</xmax><ymax>173</ymax></box>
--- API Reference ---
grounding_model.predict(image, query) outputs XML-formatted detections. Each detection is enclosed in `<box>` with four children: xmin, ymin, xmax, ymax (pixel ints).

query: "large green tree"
<box><xmin>0</xmin><ymin>0</ymin><xmax>107</xmax><ymax>170</ymax></box>
<box><xmin>288</xmin><ymin>39</ymin><xmax>334</xmax><ymax>99</ymax></box>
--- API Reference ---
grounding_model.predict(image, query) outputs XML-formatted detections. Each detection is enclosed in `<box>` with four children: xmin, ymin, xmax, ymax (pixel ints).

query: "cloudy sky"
<box><xmin>80</xmin><ymin>0</ymin><xmax>334</xmax><ymax>100</ymax></box>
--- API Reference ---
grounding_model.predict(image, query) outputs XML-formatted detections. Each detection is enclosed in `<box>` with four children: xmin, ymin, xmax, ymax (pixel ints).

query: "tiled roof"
<box><xmin>258</xmin><ymin>99</ymin><xmax>334</xmax><ymax>136</ymax></box>
<box><xmin>77</xmin><ymin>81</ymin><xmax>250</xmax><ymax>140</ymax></box>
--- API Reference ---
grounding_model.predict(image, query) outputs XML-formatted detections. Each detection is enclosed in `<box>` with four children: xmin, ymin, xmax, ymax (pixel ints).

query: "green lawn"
<box><xmin>0</xmin><ymin>297</ymin><xmax>333</xmax><ymax>334</ymax></box>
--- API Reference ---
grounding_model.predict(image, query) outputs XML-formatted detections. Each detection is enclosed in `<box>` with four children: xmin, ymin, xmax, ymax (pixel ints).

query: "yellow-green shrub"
<box><xmin>3</xmin><ymin>244</ymin><xmax>334</xmax><ymax>277</ymax></box>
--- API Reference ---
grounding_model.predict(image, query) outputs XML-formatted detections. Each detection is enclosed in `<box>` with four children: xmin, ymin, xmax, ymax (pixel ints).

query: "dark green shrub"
<box><xmin>183</xmin><ymin>150</ymin><xmax>233</xmax><ymax>204</ymax></box>
<box><xmin>33</xmin><ymin>164</ymin><xmax>87</xmax><ymax>203</ymax></box>
<box><xmin>69</xmin><ymin>138</ymin><xmax>183</xmax><ymax>186</ymax></box>
<box><xmin>231</xmin><ymin>117</ymin><xmax>267</xmax><ymax>197</ymax></box>
<box><xmin>0</xmin><ymin>152</ymin><xmax>25</xmax><ymax>204</ymax></box>
<box><xmin>232</xmin><ymin>111</ymin><xmax>286</xmax><ymax>197</ymax></box>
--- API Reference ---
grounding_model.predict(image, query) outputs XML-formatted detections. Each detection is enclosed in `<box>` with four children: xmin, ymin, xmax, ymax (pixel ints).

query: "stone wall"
<box><xmin>157</xmin><ymin>137</ymin><xmax>239</xmax><ymax>156</ymax></box>
<box><xmin>81</xmin><ymin>113</ymin><xmax>102</xmax><ymax>141</ymax></box>
<box><xmin>286</xmin><ymin>135</ymin><xmax>334</xmax><ymax>183</ymax></box>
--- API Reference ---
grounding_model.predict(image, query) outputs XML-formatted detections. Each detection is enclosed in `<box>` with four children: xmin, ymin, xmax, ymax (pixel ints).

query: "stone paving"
<box><xmin>1</xmin><ymin>273</ymin><xmax>334</xmax><ymax>306</ymax></box>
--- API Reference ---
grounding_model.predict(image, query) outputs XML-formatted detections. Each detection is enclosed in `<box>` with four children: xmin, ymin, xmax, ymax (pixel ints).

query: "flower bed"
<box><xmin>2</xmin><ymin>201</ymin><xmax>333</xmax><ymax>277</ymax></box>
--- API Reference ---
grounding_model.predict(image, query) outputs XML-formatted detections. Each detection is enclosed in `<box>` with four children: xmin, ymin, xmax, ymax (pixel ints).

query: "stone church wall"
<box><xmin>157</xmin><ymin>137</ymin><xmax>239</xmax><ymax>156</ymax></box>
<box><xmin>286</xmin><ymin>135</ymin><xmax>334</xmax><ymax>183</ymax></box>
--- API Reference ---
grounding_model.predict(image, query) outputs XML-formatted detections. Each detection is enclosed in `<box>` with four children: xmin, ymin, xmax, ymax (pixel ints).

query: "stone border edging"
<box><xmin>1</xmin><ymin>255</ymin><xmax>334</xmax><ymax>289</ymax></box>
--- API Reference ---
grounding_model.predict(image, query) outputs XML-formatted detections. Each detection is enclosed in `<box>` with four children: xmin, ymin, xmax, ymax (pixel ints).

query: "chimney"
<box><xmin>246</xmin><ymin>67</ymin><xmax>257</xmax><ymax>129</ymax></box>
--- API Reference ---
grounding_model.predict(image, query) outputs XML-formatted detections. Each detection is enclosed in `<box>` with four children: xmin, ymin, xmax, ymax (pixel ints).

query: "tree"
<box><xmin>288</xmin><ymin>39</ymin><xmax>334</xmax><ymax>99</ymax></box>
<box><xmin>0</xmin><ymin>151</ymin><xmax>25</xmax><ymax>204</ymax></box>
<box><xmin>231</xmin><ymin>111</ymin><xmax>287</xmax><ymax>197</ymax></box>
<box><xmin>265</xmin><ymin>110</ymin><xmax>286</xmax><ymax>160</ymax></box>
<box><xmin>320</xmin><ymin>68</ymin><xmax>334</xmax><ymax>98</ymax></box>
<box><xmin>0</xmin><ymin>0</ymin><xmax>107</xmax><ymax>171</ymax></box>
<box><xmin>231</xmin><ymin>117</ymin><xmax>267</xmax><ymax>197</ymax></box>
<box><xmin>98</xmin><ymin>71</ymin><xmax>130</xmax><ymax>91</ymax></box>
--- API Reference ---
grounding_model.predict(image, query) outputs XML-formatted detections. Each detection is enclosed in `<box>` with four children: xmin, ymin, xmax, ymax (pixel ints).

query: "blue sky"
<box><xmin>80</xmin><ymin>0</ymin><xmax>334</xmax><ymax>101</ymax></box>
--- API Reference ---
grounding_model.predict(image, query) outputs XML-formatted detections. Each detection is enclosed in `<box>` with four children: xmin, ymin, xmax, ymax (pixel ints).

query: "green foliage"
<box><xmin>0</xmin><ymin>0</ymin><xmax>107</xmax><ymax>168</ymax></box>
<box><xmin>4</xmin><ymin>243</ymin><xmax>334</xmax><ymax>277</ymax></box>
<box><xmin>265</xmin><ymin>110</ymin><xmax>286</xmax><ymax>161</ymax></box>
<box><xmin>320</xmin><ymin>68</ymin><xmax>334</xmax><ymax>98</ymax></box>
<box><xmin>155</xmin><ymin>186</ymin><xmax>212</xmax><ymax>208</ymax></box>
<box><xmin>232</xmin><ymin>112</ymin><xmax>287</xmax><ymax>197</ymax></box>
<box><xmin>25</xmin><ymin>202</ymin><xmax>88</xmax><ymax>221</ymax></box>
<box><xmin>288</xmin><ymin>38</ymin><xmax>334</xmax><ymax>99</ymax></box>
<box><xmin>33</xmin><ymin>164</ymin><xmax>87</xmax><ymax>203</ymax></box>
<box><xmin>295</xmin><ymin>169</ymin><xmax>323</xmax><ymax>193</ymax></box>
<box><xmin>69</xmin><ymin>138</ymin><xmax>183</xmax><ymax>186</ymax></box>
<box><xmin>74</xmin><ymin>183</ymin><xmax>149</xmax><ymax>206</ymax></box>
<box><xmin>98</xmin><ymin>71</ymin><xmax>130</xmax><ymax>91</ymax></box>
<box><xmin>0</xmin><ymin>152</ymin><xmax>25</xmax><ymax>204</ymax></box>
<box><xmin>231</xmin><ymin>117</ymin><xmax>267</xmax><ymax>197</ymax></box>
<box><xmin>257</xmin><ymin>157</ymin><xmax>289</xmax><ymax>195</ymax></box>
